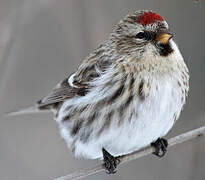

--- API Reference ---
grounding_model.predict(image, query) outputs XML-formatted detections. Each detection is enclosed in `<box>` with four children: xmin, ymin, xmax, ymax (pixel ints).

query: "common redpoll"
<box><xmin>10</xmin><ymin>10</ymin><xmax>189</xmax><ymax>174</ymax></box>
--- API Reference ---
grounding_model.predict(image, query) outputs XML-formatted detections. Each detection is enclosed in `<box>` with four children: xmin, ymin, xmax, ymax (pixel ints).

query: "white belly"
<box><xmin>58</xmin><ymin>76</ymin><xmax>183</xmax><ymax>159</ymax></box>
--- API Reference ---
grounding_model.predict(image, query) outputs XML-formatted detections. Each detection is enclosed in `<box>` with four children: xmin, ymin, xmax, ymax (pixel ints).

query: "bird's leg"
<box><xmin>151</xmin><ymin>138</ymin><xmax>168</xmax><ymax>157</ymax></box>
<box><xmin>102</xmin><ymin>148</ymin><xmax>120</xmax><ymax>174</ymax></box>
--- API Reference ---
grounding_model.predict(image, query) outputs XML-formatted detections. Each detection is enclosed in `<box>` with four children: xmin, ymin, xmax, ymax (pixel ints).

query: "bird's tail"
<box><xmin>5</xmin><ymin>104</ymin><xmax>49</xmax><ymax>116</ymax></box>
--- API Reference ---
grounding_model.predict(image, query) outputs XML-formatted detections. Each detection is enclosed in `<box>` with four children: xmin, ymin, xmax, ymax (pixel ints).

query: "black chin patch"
<box><xmin>157</xmin><ymin>43</ymin><xmax>174</xmax><ymax>57</ymax></box>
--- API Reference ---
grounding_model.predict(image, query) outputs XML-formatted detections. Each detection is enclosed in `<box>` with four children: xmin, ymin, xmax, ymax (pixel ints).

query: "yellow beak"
<box><xmin>156</xmin><ymin>32</ymin><xmax>173</xmax><ymax>44</ymax></box>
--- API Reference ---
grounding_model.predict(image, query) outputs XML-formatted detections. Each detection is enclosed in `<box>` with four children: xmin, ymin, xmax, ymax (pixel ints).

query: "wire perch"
<box><xmin>54</xmin><ymin>125</ymin><xmax>205</xmax><ymax>180</ymax></box>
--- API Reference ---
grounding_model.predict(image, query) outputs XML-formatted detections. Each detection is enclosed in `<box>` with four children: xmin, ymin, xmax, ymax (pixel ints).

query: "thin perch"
<box><xmin>54</xmin><ymin>125</ymin><xmax>205</xmax><ymax>180</ymax></box>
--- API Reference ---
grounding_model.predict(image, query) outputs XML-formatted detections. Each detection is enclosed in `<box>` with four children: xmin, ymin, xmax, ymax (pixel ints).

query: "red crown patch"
<box><xmin>137</xmin><ymin>12</ymin><xmax>164</xmax><ymax>26</ymax></box>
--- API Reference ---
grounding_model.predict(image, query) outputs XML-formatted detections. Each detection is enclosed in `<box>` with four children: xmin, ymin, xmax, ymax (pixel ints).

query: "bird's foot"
<box><xmin>102</xmin><ymin>148</ymin><xmax>120</xmax><ymax>174</ymax></box>
<box><xmin>151</xmin><ymin>138</ymin><xmax>168</xmax><ymax>157</ymax></box>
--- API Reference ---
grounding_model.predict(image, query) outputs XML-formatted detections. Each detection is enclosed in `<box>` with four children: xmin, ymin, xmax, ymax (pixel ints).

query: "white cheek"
<box><xmin>143</xmin><ymin>43</ymin><xmax>157</xmax><ymax>57</ymax></box>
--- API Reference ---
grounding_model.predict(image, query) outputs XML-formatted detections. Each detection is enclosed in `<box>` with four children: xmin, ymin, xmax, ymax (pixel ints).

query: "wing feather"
<box><xmin>37</xmin><ymin>77</ymin><xmax>87</xmax><ymax>109</ymax></box>
<box><xmin>37</xmin><ymin>46</ymin><xmax>112</xmax><ymax>109</ymax></box>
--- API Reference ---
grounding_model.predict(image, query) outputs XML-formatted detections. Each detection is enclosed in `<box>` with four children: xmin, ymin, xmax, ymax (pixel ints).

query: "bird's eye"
<box><xmin>135</xmin><ymin>32</ymin><xmax>146</xmax><ymax>39</ymax></box>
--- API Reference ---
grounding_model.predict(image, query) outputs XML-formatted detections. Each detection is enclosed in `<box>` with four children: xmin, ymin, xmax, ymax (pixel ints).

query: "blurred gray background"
<box><xmin>0</xmin><ymin>0</ymin><xmax>205</xmax><ymax>180</ymax></box>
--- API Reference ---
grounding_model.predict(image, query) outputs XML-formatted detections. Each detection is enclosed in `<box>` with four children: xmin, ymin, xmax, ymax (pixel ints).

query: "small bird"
<box><xmin>9</xmin><ymin>10</ymin><xmax>189</xmax><ymax>174</ymax></box>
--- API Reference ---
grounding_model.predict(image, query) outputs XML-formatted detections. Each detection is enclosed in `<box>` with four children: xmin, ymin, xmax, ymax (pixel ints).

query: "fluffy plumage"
<box><xmin>10</xmin><ymin>10</ymin><xmax>189</xmax><ymax>161</ymax></box>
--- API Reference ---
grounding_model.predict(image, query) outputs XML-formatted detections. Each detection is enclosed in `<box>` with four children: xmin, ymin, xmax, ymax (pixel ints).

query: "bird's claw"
<box><xmin>151</xmin><ymin>138</ymin><xmax>168</xmax><ymax>157</ymax></box>
<box><xmin>102</xmin><ymin>148</ymin><xmax>119</xmax><ymax>174</ymax></box>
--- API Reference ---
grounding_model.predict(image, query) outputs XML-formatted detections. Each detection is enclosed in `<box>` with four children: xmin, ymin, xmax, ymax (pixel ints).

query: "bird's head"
<box><xmin>112</xmin><ymin>11</ymin><xmax>175</xmax><ymax>59</ymax></box>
